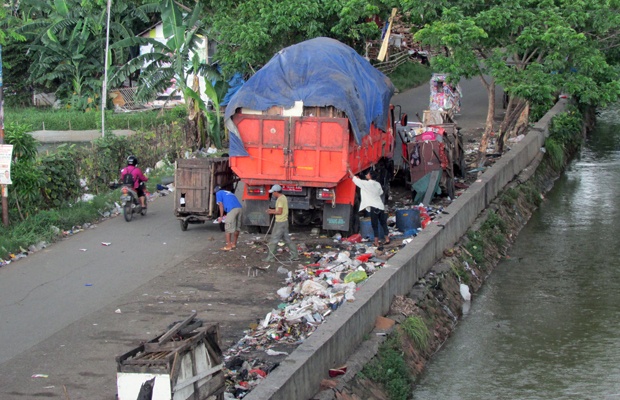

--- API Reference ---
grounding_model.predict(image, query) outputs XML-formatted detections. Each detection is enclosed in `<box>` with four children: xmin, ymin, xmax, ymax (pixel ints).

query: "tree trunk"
<box><xmin>497</xmin><ymin>98</ymin><xmax>528</xmax><ymax>153</ymax></box>
<box><xmin>477</xmin><ymin>78</ymin><xmax>496</xmax><ymax>168</ymax></box>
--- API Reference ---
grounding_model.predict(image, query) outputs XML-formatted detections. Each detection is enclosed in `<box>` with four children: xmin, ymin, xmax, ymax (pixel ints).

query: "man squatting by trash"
<box><xmin>215</xmin><ymin>186</ymin><xmax>243</xmax><ymax>251</ymax></box>
<box><xmin>264</xmin><ymin>184</ymin><xmax>300</xmax><ymax>262</ymax></box>
<box><xmin>349</xmin><ymin>168</ymin><xmax>390</xmax><ymax>247</ymax></box>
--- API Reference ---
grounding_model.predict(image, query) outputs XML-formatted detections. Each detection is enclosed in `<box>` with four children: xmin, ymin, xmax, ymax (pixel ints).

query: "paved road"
<box><xmin>0</xmin><ymin>194</ymin><xmax>226</xmax><ymax>398</ymax></box>
<box><xmin>0</xmin><ymin>78</ymin><xmax>501</xmax><ymax>399</ymax></box>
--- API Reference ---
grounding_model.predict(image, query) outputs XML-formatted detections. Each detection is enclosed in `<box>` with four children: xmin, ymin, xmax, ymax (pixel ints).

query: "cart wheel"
<box><xmin>141</xmin><ymin>207</ymin><xmax>147</xmax><ymax>216</ymax></box>
<box><xmin>180</xmin><ymin>220</ymin><xmax>189</xmax><ymax>231</ymax></box>
<box><xmin>124</xmin><ymin>205</ymin><xmax>133</xmax><ymax>222</ymax></box>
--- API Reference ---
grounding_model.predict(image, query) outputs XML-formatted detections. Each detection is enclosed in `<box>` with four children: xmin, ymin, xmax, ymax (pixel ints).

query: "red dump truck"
<box><xmin>224</xmin><ymin>37</ymin><xmax>396</xmax><ymax>233</ymax></box>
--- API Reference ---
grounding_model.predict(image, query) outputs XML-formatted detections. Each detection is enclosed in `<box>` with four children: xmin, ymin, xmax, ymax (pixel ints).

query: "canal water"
<box><xmin>412</xmin><ymin>107</ymin><xmax>620</xmax><ymax>400</ymax></box>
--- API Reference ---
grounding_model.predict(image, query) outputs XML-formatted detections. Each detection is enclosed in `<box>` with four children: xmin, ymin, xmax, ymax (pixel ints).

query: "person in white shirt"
<box><xmin>349</xmin><ymin>169</ymin><xmax>390</xmax><ymax>246</ymax></box>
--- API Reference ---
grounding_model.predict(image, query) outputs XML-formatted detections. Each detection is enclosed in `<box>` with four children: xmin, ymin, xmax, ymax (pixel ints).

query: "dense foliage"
<box><xmin>4</xmin><ymin>0</ymin><xmax>619</xmax><ymax>152</ymax></box>
<box><xmin>3</xmin><ymin>121</ymin><xmax>190</xmax><ymax>222</ymax></box>
<box><xmin>409</xmin><ymin>0</ymin><xmax>620</xmax><ymax>157</ymax></box>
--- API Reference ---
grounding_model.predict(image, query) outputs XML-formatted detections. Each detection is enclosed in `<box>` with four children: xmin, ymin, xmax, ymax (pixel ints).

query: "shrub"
<box><xmin>39</xmin><ymin>145</ymin><xmax>82</xmax><ymax>208</ymax></box>
<box><xmin>549</xmin><ymin>108</ymin><xmax>582</xmax><ymax>140</ymax></box>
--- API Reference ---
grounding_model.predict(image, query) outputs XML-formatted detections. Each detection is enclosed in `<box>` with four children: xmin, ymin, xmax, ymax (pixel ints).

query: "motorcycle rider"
<box><xmin>120</xmin><ymin>155</ymin><xmax>149</xmax><ymax>209</ymax></box>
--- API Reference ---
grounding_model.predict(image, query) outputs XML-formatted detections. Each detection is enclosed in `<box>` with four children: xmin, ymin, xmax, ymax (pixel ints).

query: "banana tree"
<box><xmin>20</xmin><ymin>0</ymin><xmax>155</xmax><ymax>109</ymax></box>
<box><xmin>28</xmin><ymin>18</ymin><xmax>104</xmax><ymax>110</ymax></box>
<box><xmin>110</xmin><ymin>0</ymin><xmax>222</xmax><ymax>148</ymax></box>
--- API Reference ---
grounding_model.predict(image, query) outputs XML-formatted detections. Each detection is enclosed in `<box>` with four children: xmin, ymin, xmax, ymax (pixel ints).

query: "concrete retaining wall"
<box><xmin>246</xmin><ymin>99</ymin><xmax>569</xmax><ymax>400</ymax></box>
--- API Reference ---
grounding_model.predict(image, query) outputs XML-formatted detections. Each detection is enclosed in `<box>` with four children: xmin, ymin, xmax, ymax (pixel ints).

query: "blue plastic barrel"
<box><xmin>360</xmin><ymin>217</ymin><xmax>385</xmax><ymax>240</ymax></box>
<box><xmin>396</xmin><ymin>208</ymin><xmax>421</xmax><ymax>236</ymax></box>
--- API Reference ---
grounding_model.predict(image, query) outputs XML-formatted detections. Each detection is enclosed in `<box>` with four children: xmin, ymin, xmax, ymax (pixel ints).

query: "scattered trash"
<box><xmin>265</xmin><ymin>349</ymin><xmax>288</xmax><ymax>356</ymax></box>
<box><xmin>79</xmin><ymin>249</ymin><xmax>87</xmax><ymax>252</ymax></box>
<box><xmin>31</xmin><ymin>374</ymin><xmax>49</xmax><ymax>379</ymax></box>
<box><xmin>508</xmin><ymin>134</ymin><xmax>525</xmax><ymax>143</ymax></box>
<box><xmin>115</xmin><ymin>309</ymin><xmax>122</xmax><ymax>314</ymax></box>
<box><xmin>460</xmin><ymin>283</ymin><xmax>471</xmax><ymax>301</ymax></box>
<box><xmin>101</xmin><ymin>242</ymin><xmax>111</xmax><ymax>246</ymax></box>
<box><xmin>84</xmin><ymin>283</ymin><xmax>93</xmax><ymax>287</ymax></box>
<box><xmin>328</xmin><ymin>365</ymin><xmax>347</xmax><ymax>377</ymax></box>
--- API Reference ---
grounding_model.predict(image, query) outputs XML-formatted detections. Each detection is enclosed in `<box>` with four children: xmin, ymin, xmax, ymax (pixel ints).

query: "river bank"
<box><xmin>312</xmin><ymin>105</ymin><xmax>591</xmax><ymax>399</ymax></box>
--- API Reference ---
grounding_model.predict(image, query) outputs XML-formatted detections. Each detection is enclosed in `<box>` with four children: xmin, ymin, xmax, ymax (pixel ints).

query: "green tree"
<box><xmin>203</xmin><ymin>0</ymin><xmax>394</xmax><ymax>77</ymax></box>
<box><xmin>409</xmin><ymin>0</ymin><xmax>620</xmax><ymax>162</ymax></box>
<box><xmin>0</xmin><ymin>5</ymin><xmax>28</xmax><ymax>105</ymax></box>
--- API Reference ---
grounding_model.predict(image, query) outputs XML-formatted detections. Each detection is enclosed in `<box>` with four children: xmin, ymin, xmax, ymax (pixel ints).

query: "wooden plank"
<box><xmin>377</xmin><ymin>8</ymin><xmax>398</xmax><ymax>61</ymax></box>
<box><xmin>423</xmin><ymin>170</ymin><xmax>440</xmax><ymax>205</ymax></box>
<box><xmin>173</xmin><ymin>364</ymin><xmax>223</xmax><ymax>392</ymax></box>
<box><xmin>158</xmin><ymin>312</ymin><xmax>197</xmax><ymax>345</ymax></box>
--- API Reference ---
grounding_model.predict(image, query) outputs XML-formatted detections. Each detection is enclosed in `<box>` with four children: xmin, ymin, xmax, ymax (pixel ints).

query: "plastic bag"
<box><xmin>344</xmin><ymin>270</ymin><xmax>368</xmax><ymax>284</ymax></box>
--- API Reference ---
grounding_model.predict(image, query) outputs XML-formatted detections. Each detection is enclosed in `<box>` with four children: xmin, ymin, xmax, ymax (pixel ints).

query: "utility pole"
<box><xmin>0</xmin><ymin>44</ymin><xmax>8</xmax><ymax>226</ymax></box>
<box><xmin>101</xmin><ymin>0</ymin><xmax>112</xmax><ymax>137</ymax></box>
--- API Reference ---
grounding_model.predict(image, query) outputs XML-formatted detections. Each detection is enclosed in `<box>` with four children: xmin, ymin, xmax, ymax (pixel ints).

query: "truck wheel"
<box><xmin>347</xmin><ymin>193</ymin><xmax>361</xmax><ymax>236</ymax></box>
<box><xmin>347</xmin><ymin>212</ymin><xmax>360</xmax><ymax>236</ymax></box>
<box><xmin>180</xmin><ymin>220</ymin><xmax>189</xmax><ymax>231</ymax></box>
<box><xmin>247</xmin><ymin>225</ymin><xmax>263</xmax><ymax>234</ymax></box>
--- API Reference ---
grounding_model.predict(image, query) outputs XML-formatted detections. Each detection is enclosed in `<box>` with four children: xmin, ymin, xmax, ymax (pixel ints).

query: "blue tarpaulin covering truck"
<box><xmin>224</xmin><ymin>37</ymin><xmax>397</xmax><ymax>233</ymax></box>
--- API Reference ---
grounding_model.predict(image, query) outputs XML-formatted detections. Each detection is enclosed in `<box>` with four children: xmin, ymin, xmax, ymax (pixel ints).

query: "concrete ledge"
<box><xmin>245</xmin><ymin>100</ymin><xmax>569</xmax><ymax>400</ymax></box>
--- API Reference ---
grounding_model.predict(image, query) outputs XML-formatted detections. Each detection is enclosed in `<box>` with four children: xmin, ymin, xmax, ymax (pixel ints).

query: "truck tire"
<box><xmin>247</xmin><ymin>225</ymin><xmax>263</xmax><ymax>234</ymax></box>
<box><xmin>346</xmin><ymin>192</ymin><xmax>361</xmax><ymax>236</ymax></box>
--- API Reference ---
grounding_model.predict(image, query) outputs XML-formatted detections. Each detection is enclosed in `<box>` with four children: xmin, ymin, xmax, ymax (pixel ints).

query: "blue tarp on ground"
<box><xmin>225</xmin><ymin>37</ymin><xmax>395</xmax><ymax>157</ymax></box>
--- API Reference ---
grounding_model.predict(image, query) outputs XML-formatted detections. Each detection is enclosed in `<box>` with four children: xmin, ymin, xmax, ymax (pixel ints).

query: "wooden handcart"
<box><xmin>174</xmin><ymin>157</ymin><xmax>238</xmax><ymax>231</ymax></box>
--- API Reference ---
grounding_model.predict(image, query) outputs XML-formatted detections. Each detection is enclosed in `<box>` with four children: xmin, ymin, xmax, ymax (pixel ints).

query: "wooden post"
<box><xmin>0</xmin><ymin>45</ymin><xmax>8</xmax><ymax>226</ymax></box>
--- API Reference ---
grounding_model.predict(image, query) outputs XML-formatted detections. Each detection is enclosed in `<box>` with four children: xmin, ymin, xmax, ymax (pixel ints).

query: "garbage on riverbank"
<box><xmin>220</xmin><ymin>202</ymin><xmax>454</xmax><ymax>398</ymax></box>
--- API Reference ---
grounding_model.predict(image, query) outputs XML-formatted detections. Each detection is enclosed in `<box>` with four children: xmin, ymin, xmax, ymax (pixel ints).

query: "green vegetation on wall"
<box><xmin>545</xmin><ymin>107</ymin><xmax>584</xmax><ymax>170</ymax></box>
<box><xmin>359</xmin><ymin>335</ymin><xmax>413</xmax><ymax>400</ymax></box>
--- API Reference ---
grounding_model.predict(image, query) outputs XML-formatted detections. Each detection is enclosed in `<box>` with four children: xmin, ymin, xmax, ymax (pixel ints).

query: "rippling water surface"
<box><xmin>413</xmin><ymin>108</ymin><xmax>620</xmax><ymax>400</ymax></box>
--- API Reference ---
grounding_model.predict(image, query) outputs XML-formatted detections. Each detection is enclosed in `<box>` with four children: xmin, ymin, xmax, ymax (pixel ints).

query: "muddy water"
<box><xmin>413</xmin><ymin>108</ymin><xmax>620</xmax><ymax>400</ymax></box>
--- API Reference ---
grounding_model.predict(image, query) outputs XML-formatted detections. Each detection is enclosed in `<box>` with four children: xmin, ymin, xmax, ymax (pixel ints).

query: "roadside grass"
<box><xmin>4</xmin><ymin>106</ymin><xmax>187</xmax><ymax>131</ymax></box>
<box><xmin>0</xmin><ymin>191</ymin><xmax>119</xmax><ymax>260</ymax></box>
<box><xmin>0</xmin><ymin>160</ymin><xmax>177</xmax><ymax>262</ymax></box>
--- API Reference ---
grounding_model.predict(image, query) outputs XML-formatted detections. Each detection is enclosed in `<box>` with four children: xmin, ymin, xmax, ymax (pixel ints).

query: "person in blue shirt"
<box><xmin>214</xmin><ymin>186</ymin><xmax>243</xmax><ymax>251</ymax></box>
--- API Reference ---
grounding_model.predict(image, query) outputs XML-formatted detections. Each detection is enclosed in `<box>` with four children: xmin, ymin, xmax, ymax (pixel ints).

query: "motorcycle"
<box><xmin>120</xmin><ymin>182</ymin><xmax>147</xmax><ymax>222</ymax></box>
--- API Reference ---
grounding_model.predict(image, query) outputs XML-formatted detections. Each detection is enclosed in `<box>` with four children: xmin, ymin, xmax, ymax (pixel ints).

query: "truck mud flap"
<box><xmin>243</xmin><ymin>199</ymin><xmax>271</xmax><ymax>227</ymax></box>
<box><xmin>322</xmin><ymin>203</ymin><xmax>353</xmax><ymax>231</ymax></box>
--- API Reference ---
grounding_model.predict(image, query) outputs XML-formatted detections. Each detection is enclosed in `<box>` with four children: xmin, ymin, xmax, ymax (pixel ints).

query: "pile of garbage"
<box><xmin>220</xmin><ymin>201</ymin><xmax>457</xmax><ymax>398</ymax></box>
<box><xmin>222</xmin><ymin>242</ymin><xmax>391</xmax><ymax>398</ymax></box>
